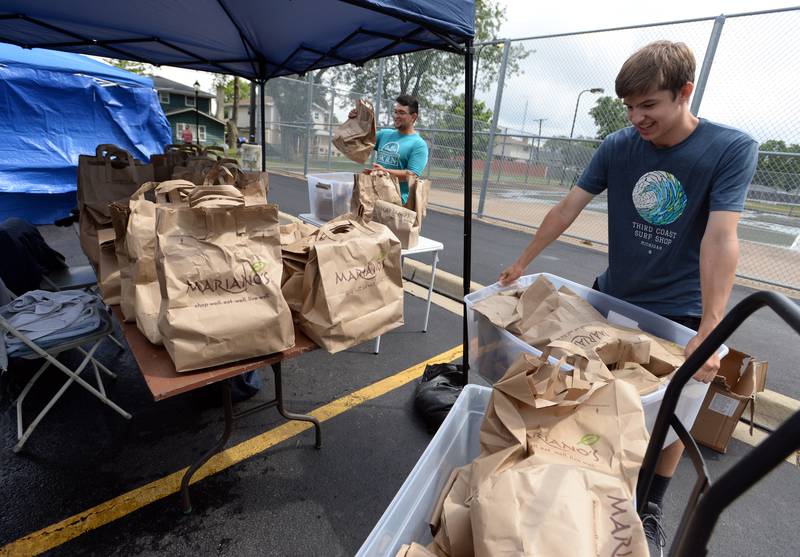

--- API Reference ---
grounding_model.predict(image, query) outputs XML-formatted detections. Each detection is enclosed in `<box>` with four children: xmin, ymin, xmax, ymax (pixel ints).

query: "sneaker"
<box><xmin>640</xmin><ymin>501</ymin><xmax>666</xmax><ymax>557</ymax></box>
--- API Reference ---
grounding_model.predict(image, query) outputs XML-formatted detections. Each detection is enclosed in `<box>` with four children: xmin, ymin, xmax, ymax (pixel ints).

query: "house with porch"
<box><xmin>153</xmin><ymin>76</ymin><xmax>225</xmax><ymax>146</ymax></box>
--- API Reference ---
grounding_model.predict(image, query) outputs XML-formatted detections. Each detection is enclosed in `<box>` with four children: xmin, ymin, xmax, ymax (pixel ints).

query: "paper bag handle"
<box><xmin>155</xmin><ymin>179</ymin><xmax>196</xmax><ymax>204</ymax></box>
<box><xmin>188</xmin><ymin>185</ymin><xmax>245</xmax><ymax>208</ymax></box>
<box><xmin>203</xmin><ymin>165</ymin><xmax>237</xmax><ymax>186</ymax></box>
<box><xmin>317</xmin><ymin>218</ymin><xmax>374</xmax><ymax>242</ymax></box>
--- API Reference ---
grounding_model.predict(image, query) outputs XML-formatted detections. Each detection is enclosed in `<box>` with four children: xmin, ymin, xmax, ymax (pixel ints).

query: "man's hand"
<box><xmin>371</xmin><ymin>163</ymin><xmax>387</xmax><ymax>172</ymax></box>
<box><xmin>498</xmin><ymin>263</ymin><xmax>524</xmax><ymax>286</ymax></box>
<box><xmin>684</xmin><ymin>333</ymin><xmax>720</xmax><ymax>383</ymax></box>
<box><xmin>348</xmin><ymin>108</ymin><xmax>357</xmax><ymax>119</ymax></box>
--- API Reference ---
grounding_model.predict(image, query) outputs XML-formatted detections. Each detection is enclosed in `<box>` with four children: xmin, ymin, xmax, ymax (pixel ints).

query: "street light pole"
<box><xmin>563</xmin><ymin>87</ymin><xmax>603</xmax><ymax>186</ymax></box>
<box><xmin>193</xmin><ymin>80</ymin><xmax>200</xmax><ymax>146</ymax></box>
<box><xmin>569</xmin><ymin>87</ymin><xmax>603</xmax><ymax>141</ymax></box>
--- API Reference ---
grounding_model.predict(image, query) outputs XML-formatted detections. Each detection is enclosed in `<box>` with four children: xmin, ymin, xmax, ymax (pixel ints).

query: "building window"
<box><xmin>159</xmin><ymin>91</ymin><xmax>170</xmax><ymax>104</ymax></box>
<box><xmin>198</xmin><ymin>125</ymin><xmax>206</xmax><ymax>142</ymax></box>
<box><xmin>185</xmin><ymin>95</ymin><xmax>196</xmax><ymax>108</ymax></box>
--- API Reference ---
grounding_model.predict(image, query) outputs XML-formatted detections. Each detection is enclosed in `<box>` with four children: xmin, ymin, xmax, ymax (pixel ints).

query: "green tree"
<box><xmin>326</xmin><ymin>0</ymin><xmax>529</xmax><ymax>119</ymax></box>
<box><xmin>104</xmin><ymin>58</ymin><xmax>152</xmax><ymax>75</ymax></box>
<box><xmin>757</xmin><ymin>139</ymin><xmax>800</xmax><ymax>191</ymax></box>
<box><xmin>589</xmin><ymin>96</ymin><xmax>629</xmax><ymax>139</ymax></box>
<box><xmin>430</xmin><ymin>93</ymin><xmax>493</xmax><ymax>159</ymax></box>
<box><xmin>267</xmin><ymin>72</ymin><xmax>330</xmax><ymax>160</ymax></box>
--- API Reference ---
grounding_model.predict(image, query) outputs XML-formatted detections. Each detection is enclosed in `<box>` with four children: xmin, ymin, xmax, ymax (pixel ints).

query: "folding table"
<box><xmin>112</xmin><ymin>307</ymin><xmax>322</xmax><ymax>513</ymax></box>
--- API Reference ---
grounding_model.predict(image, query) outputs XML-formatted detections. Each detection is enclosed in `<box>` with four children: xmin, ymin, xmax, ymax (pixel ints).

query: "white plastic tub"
<box><xmin>356</xmin><ymin>384</ymin><xmax>491</xmax><ymax>557</ymax></box>
<box><xmin>306</xmin><ymin>172</ymin><xmax>354</xmax><ymax>221</ymax></box>
<box><xmin>465</xmin><ymin>273</ymin><xmax>727</xmax><ymax>446</ymax></box>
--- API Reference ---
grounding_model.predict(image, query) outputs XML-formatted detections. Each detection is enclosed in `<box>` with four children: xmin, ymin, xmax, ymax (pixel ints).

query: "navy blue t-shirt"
<box><xmin>578</xmin><ymin>119</ymin><xmax>758</xmax><ymax>316</ymax></box>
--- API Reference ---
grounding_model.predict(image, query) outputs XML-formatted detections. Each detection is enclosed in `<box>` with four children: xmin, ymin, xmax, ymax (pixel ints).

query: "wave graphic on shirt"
<box><xmin>631</xmin><ymin>170</ymin><xmax>687</xmax><ymax>225</ymax></box>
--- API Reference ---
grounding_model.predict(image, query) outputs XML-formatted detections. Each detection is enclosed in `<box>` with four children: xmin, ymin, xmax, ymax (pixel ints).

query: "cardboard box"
<box><xmin>690</xmin><ymin>349</ymin><xmax>768</xmax><ymax>453</ymax></box>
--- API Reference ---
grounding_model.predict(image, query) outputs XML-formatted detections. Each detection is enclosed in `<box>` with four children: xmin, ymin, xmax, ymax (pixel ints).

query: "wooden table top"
<box><xmin>111</xmin><ymin>306</ymin><xmax>318</xmax><ymax>401</ymax></box>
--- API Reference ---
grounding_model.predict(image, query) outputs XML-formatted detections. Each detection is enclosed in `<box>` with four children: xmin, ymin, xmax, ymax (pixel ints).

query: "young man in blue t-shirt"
<box><xmin>349</xmin><ymin>94</ymin><xmax>428</xmax><ymax>203</ymax></box>
<box><xmin>499</xmin><ymin>41</ymin><xmax>758</xmax><ymax>551</ymax></box>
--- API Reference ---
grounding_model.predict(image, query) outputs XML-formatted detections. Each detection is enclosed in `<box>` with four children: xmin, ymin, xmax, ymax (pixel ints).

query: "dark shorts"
<box><xmin>591</xmin><ymin>278</ymin><xmax>701</xmax><ymax>332</ymax></box>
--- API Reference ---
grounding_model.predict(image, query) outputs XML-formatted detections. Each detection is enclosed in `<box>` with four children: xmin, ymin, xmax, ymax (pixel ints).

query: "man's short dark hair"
<box><xmin>396</xmin><ymin>94</ymin><xmax>419</xmax><ymax>115</ymax></box>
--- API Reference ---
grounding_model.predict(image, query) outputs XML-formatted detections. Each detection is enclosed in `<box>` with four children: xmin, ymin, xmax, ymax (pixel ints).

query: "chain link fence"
<box><xmin>243</xmin><ymin>7</ymin><xmax>800</xmax><ymax>291</ymax></box>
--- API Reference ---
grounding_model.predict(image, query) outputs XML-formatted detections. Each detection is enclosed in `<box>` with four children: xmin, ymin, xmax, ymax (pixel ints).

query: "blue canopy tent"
<box><xmin>0</xmin><ymin>43</ymin><xmax>171</xmax><ymax>224</ymax></box>
<box><xmin>0</xmin><ymin>0</ymin><xmax>476</xmax><ymax>377</ymax></box>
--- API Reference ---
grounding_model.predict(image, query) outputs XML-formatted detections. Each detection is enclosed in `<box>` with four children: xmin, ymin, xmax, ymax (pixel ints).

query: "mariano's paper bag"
<box><xmin>299</xmin><ymin>218</ymin><xmax>403</xmax><ymax>353</ymax></box>
<box><xmin>127</xmin><ymin>180</ymin><xmax>196</xmax><ymax>344</ymax></box>
<box><xmin>155</xmin><ymin>193</ymin><xmax>293</xmax><ymax>372</ymax></box>
<box><xmin>371</xmin><ymin>175</ymin><xmax>430</xmax><ymax>248</ymax></box>
<box><xmin>429</xmin><ymin>346</ymin><xmax>649</xmax><ymax>557</ymax></box>
<box><xmin>332</xmin><ymin>99</ymin><xmax>376</xmax><ymax>163</ymax></box>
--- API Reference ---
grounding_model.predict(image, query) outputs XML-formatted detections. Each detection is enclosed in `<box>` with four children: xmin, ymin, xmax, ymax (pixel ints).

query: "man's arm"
<box><xmin>684</xmin><ymin>210</ymin><xmax>741</xmax><ymax>381</ymax></box>
<box><xmin>498</xmin><ymin>187</ymin><xmax>595</xmax><ymax>285</ymax></box>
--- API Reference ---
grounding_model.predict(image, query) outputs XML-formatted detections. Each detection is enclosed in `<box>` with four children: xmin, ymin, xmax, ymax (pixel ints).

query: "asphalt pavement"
<box><xmin>270</xmin><ymin>172</ymin><xmax>800</xmax><ymax>399</ymax></box>
<box><xmin>0</xmin><ymin>177</ymin><xmax>797</xmax><ymax>556</ymax></box>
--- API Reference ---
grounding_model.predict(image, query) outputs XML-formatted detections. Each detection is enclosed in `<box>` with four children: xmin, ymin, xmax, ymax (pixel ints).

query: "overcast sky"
<box><xmin>155</xmin><ymin>1</ymin><xmax>799</xmax><ymax>143</ymax></box>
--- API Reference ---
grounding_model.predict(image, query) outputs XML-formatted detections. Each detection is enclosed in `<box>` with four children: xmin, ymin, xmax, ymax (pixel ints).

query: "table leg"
<box><xmin>181</xmin><ymin>381</ymin><xmax>233</xmax><ymax>514</ymax></box>
<box><xmin>423</xmin><ymin>251</ymin><xmax>439</xmax><ymax>333</ymax></box>
<box><xmin>272</xmin><ymin>363</ymin><xmax>322</xmax><ymax>449</ymax></box>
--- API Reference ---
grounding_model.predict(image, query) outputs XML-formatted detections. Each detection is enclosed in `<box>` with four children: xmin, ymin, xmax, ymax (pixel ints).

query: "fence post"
<box><xmin>374</xmin><ymin>58</ymin><xmax>385</xmax><ymax>126</ymax></box>
<box><xmin>478</xmin><ymin>39</ymin><xmax>510</xmax><ymax>217</ymax></box>
<box><xmin>327</xmin><ymin>87</ymin><xmax>335</xmax><ymax>170</ymax></box>
<box><xmin>304</xmin><ymin>73</ymin><xmax>313</xmax><ymax>176</ymax></box>
<box><xmin>691</xmin><ymin>15</ymin><xmax>726</xmax><ymax>116</ymax></box>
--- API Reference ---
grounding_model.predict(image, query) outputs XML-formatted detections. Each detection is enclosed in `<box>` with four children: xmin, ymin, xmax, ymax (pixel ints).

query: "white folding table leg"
<box><xmin>423</xmin><ymin>251</ymin><xmax>439</xmax><ymax>333</ymax></box>
<box><xmin>373</xmin><ymin>335</ymin><xmax>381</xmax><ymax>354</ymax></box>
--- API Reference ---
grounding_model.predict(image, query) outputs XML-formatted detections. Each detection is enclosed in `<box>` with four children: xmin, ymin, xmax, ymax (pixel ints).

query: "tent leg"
<box><xmin>462</xmin><ymin>39</ymin><xmax>474</xmax><ymax>384</ymax></box>
<box><xmin>260</xmin><ymin>79</ymin><xmax>267</xmax><ymax>172</ymax></box>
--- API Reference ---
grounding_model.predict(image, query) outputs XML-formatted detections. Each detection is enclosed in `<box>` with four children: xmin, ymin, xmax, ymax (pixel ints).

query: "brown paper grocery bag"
<box><xmin>473</xmin><ymin>361</ymin><xmax>648</xmax><ymax>556</ymax></box>
<box><xmin>203</xmin><ymin>161</ymin><xmax>269</xmax><ymax>203</ymax></box>
<box><xmin>427</xmin><ymin>346</ymin><xmax>649</xmax><ymax>557</ymax></box>
<box><xmin>155</xmin><ymin>198</ymin><xmax>294</xmax><ymax>372</ymax></box>
<box><xmin>332</xmin><ymin>98</ymin><xmax>376</xmax><ymax>164</ymax></box>
<box><xmin>77</xmin><ymin>144</ymin><xmax>154</xmax><ymax>268</ymax></box>
<box><xmin>109</xmin><ymin>202</ymin><xmax>134</xmax><ymax>321</ymax></box>
<box><xmin>371</xmin><ymin>175</ymin><xmax>430</xmax><ymax>248</ymax></box>
<box><xmin>350</xmin><ymin>170</ymin><xmax>402</xmax><ymax>218</ymax></box>
<box><xmin>280</xmin><ymin>223</ymin><xmax>318</xmax><ymax>313</ymax></box>
<box><xmin>151</xmin><ymin>144</ymin><xmax>199</xmax><ymax>182</ymax></box>
<box><xmin>96</xmin><ymin>227</ymin><xmax>121</xmax><ymax>305</ymax></box>
<box><xmin>170</xmin><ymin>146</ymin><xmax>221</xmax><ymax>185</ymax></box>
<box><xmin>299</xmin><ymin>218</ymin><xmax>403</xmax><ymax>353</ymax></box>
<box><xmin>127</xmin><ymin>180</ymin><xmax>196</xmax><ymax>344</ymax></box>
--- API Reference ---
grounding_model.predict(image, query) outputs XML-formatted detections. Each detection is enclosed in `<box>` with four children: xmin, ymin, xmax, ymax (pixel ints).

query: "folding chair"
<box><xmin>1</xmin><ymin>287</ymin><xmax>131</xmax><ymax>452</ymax></box>
<box><xmin>38</xmin><ymin>264</ymin><xmax>126</xmax><ymax>353</ymax></box>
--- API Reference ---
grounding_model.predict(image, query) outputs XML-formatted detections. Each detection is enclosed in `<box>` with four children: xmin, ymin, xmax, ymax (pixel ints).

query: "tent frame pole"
<box><xmin>462</xmin><ymin>38</ymin><xmax>474</xmax><ymax>383</ymax></box>
<box><xmin>260</xmin><ymin>79</ymin><xmax>267</xmax><ymax>171</ymax></box>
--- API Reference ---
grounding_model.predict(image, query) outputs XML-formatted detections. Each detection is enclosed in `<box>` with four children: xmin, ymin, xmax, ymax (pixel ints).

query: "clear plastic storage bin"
<box><xmin>306</xmin><ymin>172</ymin><xmax>354</xmax><ymax>221</ymax></box>
<box><xmin>464</xmin><ymin>273</ymin><xmax>728</xmax><ymax>446</ymax></box>
<box><xmin>356</xmin><ymin>384</ymin><xmax>491</xmax><ymax>557</ymax></box>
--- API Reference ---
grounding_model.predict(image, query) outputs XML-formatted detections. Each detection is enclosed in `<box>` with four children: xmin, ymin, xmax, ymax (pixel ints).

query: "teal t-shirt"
<box><xmin>374</xmin><ymin>129</ymin><xmax>429</xmax><ymax>202</ymax></box>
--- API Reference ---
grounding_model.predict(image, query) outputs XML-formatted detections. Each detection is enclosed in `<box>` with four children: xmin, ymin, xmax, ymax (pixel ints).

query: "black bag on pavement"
<box><xmin>414</xmin><ymin>364</ymin><xmax>464</xmax><ymax>432</ymax></box>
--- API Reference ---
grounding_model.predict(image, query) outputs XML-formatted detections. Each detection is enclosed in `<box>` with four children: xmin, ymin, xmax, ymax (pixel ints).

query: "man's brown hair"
<box><xmin>615</xmin><ymin>41</ymin><xmax>696</xmax><ymax>99</ymax></box>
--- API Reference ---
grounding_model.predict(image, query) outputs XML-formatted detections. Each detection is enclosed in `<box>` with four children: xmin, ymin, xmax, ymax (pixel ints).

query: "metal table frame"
<box><xmin>298</xmin><ymin>213</ymin><xmax>444</xmax><ymax>354</ymax></box>
<box><xmin>112</xmin><ymin>307</ymin><xmax>322</xmax><ymax>513</ymax></box>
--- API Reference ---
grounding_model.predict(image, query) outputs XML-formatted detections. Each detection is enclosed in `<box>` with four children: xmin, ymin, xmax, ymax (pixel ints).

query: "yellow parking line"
<box><xmin>1</xmin><ymin>345</ymin><xmax>463</xmax><ymax>557</ymax></box>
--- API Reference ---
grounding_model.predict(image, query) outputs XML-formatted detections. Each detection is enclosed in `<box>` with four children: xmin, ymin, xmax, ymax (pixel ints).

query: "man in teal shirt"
<box><xmin>349</xmin><ymin>94</ymin><xmax>428</xmax><ymax>202</ymax></box>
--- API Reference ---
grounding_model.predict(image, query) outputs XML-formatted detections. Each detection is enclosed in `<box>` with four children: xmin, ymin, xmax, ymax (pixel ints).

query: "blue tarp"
<box><xmin>0</xmin><ymin>43</ymin><xmax>171</xmax><ymax>223</ymax></box>
<box><xmin>0</xmin><ymin>1</ymin><xmax>474</xmax><ymax>80</ymax></box>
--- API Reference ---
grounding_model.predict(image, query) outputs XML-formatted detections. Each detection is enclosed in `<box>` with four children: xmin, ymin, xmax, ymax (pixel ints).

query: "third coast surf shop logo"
<box><xmin>632</xmin><ymin>171</ymin><xmax>687</xmax><ymax>225</ymax></box>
